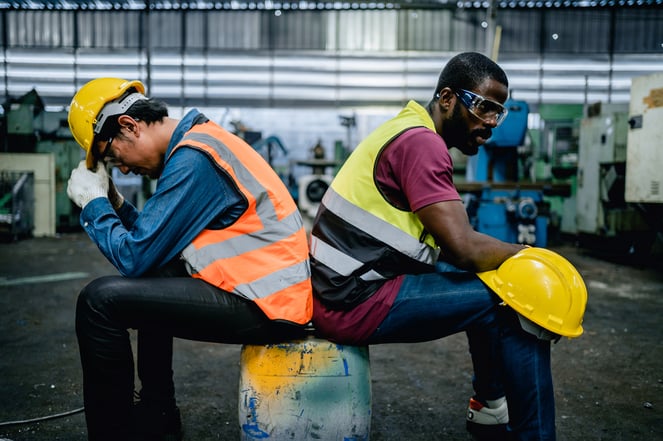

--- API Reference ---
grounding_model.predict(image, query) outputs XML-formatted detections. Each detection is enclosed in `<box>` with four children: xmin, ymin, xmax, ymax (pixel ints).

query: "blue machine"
<box><xmin>470</xmin><ymin>98</ymin><xmax>529</xmax><ymax>183</ymax></box>
<box><xmin>464</xmin><ymin>98</ymin><xmax>550</xmax><ymax>247</ymax></box>
<box><xmin>476</xmin><ymin>188</ymin><xmax>548</xmax><ymax>248</ymax></box>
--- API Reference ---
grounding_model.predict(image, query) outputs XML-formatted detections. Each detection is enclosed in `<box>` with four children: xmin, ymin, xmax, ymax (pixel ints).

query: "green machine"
<box><xmin>35</xmin><ymin>111</ymin><xmax>84</xmax><ymax>231</ymax></box>
<box><xmin>534</xmin><ymin>103</ymin><xmax>584</xmax><ymax>239</ymax></box>
<box><xmin>3</xmin><ymin>89</ymin><xmax>83</xmax><ymax>231</ymax></box>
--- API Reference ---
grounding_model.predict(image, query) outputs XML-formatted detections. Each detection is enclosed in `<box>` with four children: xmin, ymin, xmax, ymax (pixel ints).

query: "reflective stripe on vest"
<box><xmin>309</xmin><ymin>234</ymin><xmax>385</xmax><ymax>282</ymax></box>
<box><xmin>310</xmin><ymin>101</ymin><xmax>440</xmax><ymax>307</ymax></box>
<box><xmin>319</xmin><ymin>187</ymin><xmax>439</xmax><ymax>267</ymax></box>
<box><xmin>175</xmin><ymin>121</ymin><xmax>312</xmax><ymax>324</ymax></box>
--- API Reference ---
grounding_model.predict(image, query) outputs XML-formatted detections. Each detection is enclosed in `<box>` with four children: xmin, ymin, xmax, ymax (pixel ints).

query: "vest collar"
<box><xmin>403</xmin><ymin>100</ymin><xmax>436</xmax><ymax>132</ymax></box>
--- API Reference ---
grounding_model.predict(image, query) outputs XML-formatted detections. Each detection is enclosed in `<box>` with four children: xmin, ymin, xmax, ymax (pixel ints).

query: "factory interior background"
<box><xmin>1</xmin><ymin>0</ymin><xmax>663</xmax><ymax>246</ymax></box>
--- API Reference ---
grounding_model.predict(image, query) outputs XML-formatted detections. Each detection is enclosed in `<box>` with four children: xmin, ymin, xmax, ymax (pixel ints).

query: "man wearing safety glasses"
<box><xmin>64</xmin><ymin>78</ymin><xmax>313</xmax><ymax>441</ymax></box>
<box><xmin>310</xmin><ymin>52</ymin><xmax>556</xmax><ymax>440</ymax></box>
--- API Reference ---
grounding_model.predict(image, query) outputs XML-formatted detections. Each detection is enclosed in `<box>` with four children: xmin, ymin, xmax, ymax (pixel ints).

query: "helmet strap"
<box><xmin>517</xmin><ymin>314</ymin><xmax>561</xmax><ymax>343</ymax></box>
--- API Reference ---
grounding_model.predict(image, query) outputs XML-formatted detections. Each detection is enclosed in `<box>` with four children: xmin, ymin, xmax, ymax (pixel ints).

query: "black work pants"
<box><xmin>75</xmin><ymin>275</ymin><xmax>307</xmax><ymax>441</ymax></box>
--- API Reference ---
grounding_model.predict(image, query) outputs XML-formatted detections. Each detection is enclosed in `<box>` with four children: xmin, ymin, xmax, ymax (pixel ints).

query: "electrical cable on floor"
<box><xmin>0</xmin><ymin>406</ymin><xmax>84</xmax><ymax>427</ymax></box>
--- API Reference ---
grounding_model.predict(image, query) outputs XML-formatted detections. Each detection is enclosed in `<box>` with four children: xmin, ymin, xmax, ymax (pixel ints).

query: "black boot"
<box><xmin>131</xmin><ymin>391</ymin><xmax>183</xmax><ymax>441</ymax></box>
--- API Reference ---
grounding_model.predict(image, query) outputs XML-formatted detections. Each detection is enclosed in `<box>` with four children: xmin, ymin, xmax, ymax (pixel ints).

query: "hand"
<box><xmin>67</xmin><ymin>160</ymin><xmax>109</xmax><ymax>209</ymax></box>
<box><xmin>108</xmin><ymin>177</ymin><xmax>125</xmax><ymax>210</ymax></box>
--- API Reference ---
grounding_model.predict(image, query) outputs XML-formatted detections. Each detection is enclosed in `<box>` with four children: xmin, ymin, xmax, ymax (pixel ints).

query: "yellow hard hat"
<box><xmin>68</xmin><ymin>78</ymin><xmax>146</xmax><ymax>169</ymax></box>
<box><xmin>477</xmin><ymin>247</ymin><xmax>587</xmax><ymax>338</ymax></box>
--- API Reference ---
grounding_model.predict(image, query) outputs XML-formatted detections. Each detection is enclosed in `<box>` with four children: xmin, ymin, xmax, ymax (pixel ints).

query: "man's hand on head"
<box><xmin>67</xmin><ymin>160</ymin><xmax>110</xmax><ymax>209</ymax></box>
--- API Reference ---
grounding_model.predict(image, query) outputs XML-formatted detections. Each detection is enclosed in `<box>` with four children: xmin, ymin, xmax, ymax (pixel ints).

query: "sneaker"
<box><xmin>466</xmin><ymin>396</ymin><xmax>509</xmax><ymax>441</ymax></box>
<box><xmin>131</xmin><ymin>392</ymin><xmax>184</xmax><ymax>441</ymax></box>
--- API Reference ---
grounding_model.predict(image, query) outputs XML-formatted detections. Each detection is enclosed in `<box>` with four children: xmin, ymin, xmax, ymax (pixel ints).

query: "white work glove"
<box><xmin>67</xmin><ymin>160</ymin><xmax>109</xmax><ymax>209</ymax></box>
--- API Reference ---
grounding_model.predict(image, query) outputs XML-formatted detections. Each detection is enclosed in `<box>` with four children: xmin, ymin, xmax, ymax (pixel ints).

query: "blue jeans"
<box><xmin>367</xmin><ymin>262</ymin><xmax>555</xmax><ymax>441</ymax></box>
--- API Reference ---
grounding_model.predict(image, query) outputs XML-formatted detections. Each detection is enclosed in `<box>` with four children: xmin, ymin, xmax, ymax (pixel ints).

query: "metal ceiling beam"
<box><xmin>0</xmin><ymin>0</ymin><xmax>660</xmax><ymax>10</ymax></box>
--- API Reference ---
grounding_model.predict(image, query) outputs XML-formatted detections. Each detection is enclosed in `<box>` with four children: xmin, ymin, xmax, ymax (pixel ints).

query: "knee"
<box><xmin>76</xmin><ymin>276</ymin><xmax>125</xmax><ymax>332</ymax></box>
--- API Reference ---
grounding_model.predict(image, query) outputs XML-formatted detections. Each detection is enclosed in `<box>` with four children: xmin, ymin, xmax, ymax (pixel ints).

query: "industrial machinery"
<box><xmin>296</xmin><ymin>117</ymin><xmax>352</xmax><ymax>220</ymax></box>
<box><xmin>574</xmin><ymin>72</ymin><xmax>663</xmax><ymax>255</ymax></box>
<box><xmin>462</xmin><ymin>97</ymin><xmax>553</xmax><ymax>247</ymax></box>
<box><xmin>232</xmin><ymin>121</ymin><xmax>300</xmax><ymax>202</ymax></box>
<box><xmin>0</xmin><ymin>171</ymin><xmax>34</xmax><ymax>239</ymax></box>
<box><xmin>2</xmin><ymin>89</ymin><xmax>83</xmax><ymax>232</ymax></box>
<box><xmin>625</xmin><ymin>73</ymin><xmax>663</xmax><ymax>211</ymax></box>
<box><xmin>575</xmin><ymin>103</ymin><xmax>635</xmax><ymax>239</ymax></box>
<box><xmin>296</xmin><ymin>141</ymin><xmax>338</xmax><ymax>219</ymax></box>
<box><xmin>536</xmin><ymin>104</ymin><xmax>584</xmax><ymax>237</ymax></box>
<box><xmin>473</xmin><ymin>187</ymin><xmax>549</xmax><ymax>247</ymax></box>
<box><xmin>250</xmin><ymin>135</ymin><xmax>298</xmax><ymax>200</ymax></box>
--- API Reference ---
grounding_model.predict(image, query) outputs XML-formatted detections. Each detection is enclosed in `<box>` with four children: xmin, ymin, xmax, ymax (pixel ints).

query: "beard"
<box><xmin>441</xmin><ymin>102</ymin><xmax>493</xmax><ymax>156</ymax></box>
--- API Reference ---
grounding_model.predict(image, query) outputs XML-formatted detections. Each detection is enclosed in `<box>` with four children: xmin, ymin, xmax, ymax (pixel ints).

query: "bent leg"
<box><xmin>76</xmin><ymin>278</ymin><xmax>136</xmax><ymax>441</ymax></box>
<box><xmin>366</xmin><ymin>267</ymin><xmax>500</xmax><ymax>343</ymax></box>
<box><xmin>499</xmin><ymin>309</ymin><xmax>555</xmax><ymax>441</ymax></box>
<box><xmin>365</xmin><ymin>265</ymin><xmax>506</xmax><ymax>410</ymax></box>
<box><xmin>137</xmin><ymin>330</ymin><xmax>175</xmax><ymax>406</ymax></box>
<box><xmin>76</xmin><ymin>275</ymin><xmax>306</xmax><ymax>440</ymax></box>
<box><xmin>364</xmin><ymin>263</ymin><xmax>555</xmax><ymax>440</ymax></box>
<box><xmin>467</xmin><ymin>320</ymin><xmax>505</xmax><ymax>402</ymax></box>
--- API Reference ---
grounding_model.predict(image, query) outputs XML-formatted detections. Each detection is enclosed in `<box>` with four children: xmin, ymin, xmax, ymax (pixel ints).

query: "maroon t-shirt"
<box><xmin>312</xmin><ymin>127</ymin><xmax>462</xmax><ymax>344</ymax></box>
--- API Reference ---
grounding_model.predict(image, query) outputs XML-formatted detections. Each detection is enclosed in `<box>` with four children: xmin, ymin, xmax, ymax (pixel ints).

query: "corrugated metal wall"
<box><xmin>1</xmin><ymin>7</ymin><xmax>662</xmax><ymax>108</ymax></box>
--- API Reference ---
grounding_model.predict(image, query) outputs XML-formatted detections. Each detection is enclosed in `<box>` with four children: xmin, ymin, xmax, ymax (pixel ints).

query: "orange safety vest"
<box><xmin>172</xmin><ymin>119</ymin><xmax>312</xmax><ymax>325</ymax></box>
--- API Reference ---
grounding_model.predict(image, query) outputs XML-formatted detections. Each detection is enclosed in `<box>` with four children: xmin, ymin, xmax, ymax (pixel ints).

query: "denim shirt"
<box><xmin>80</xmin><ymin>109</ymin><xmax>246</xmax><ymax>277</ymax></box>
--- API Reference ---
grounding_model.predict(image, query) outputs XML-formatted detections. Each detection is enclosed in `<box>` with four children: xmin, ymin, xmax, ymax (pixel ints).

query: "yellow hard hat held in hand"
<box><xmin>477</xmin><ymin>247</ymin><xmax>588</xmax><ymax>339</ymax></box>
<box><xmin>68</xmin><ymin>78</ymin><xmax>146</xmax><ymax>169</ymax></box>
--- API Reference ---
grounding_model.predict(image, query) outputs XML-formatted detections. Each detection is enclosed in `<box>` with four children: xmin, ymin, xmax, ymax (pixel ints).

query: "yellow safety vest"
<box><xmin>310</xmin><ymin>101</ymin><xmax>440</xmax><ymax>308</ymax></box>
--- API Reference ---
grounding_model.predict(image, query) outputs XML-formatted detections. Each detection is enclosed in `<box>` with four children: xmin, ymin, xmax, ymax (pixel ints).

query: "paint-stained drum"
<box><xmin>238</xmin><ymin>337</ymin><xmax>372</xmax><ymax>441</ymax></box>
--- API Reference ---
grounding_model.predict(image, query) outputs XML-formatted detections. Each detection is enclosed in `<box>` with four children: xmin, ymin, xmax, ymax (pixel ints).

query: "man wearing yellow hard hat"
<box><xmin>308</xmin><ymin>52</ymin><xmax>587</xmax><ymax>441</ymax></box>
<box><xmin>66</xmin><ymin>78</ymin><xmax>313</xmax><ymax>441</ymax></box>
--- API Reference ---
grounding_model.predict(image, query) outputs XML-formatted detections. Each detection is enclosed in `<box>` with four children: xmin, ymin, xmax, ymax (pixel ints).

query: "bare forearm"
<box><xmin>442</xmin><ymin>230</ymin><xmax>526</xmax><ymax>272</ymax></box>
<box><xmin>417</xmin><ymin>200</ymin><xmax>527</xmax><ymax>272</ymax></box>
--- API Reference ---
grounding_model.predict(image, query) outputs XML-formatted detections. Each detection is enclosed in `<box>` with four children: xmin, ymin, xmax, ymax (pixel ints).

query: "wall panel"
<box><xmin>0</xmin><ymin>7</ymin><xmax>661</xmax><ymax>110</ymax></box>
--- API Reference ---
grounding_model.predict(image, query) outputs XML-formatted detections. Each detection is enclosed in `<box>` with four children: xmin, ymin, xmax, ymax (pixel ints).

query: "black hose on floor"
<box><xmin>0</xmin><ymin>406</ymin><xmax>84</xmax><ymax>427</ymax></box>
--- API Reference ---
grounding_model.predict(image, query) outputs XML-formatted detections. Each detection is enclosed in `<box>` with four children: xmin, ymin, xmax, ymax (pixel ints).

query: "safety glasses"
<box><xmin>96</xmin><ymin>135</ymin><xmax>121</xmax><ymax>167</ymax></box>
<box><xmin>454</xmin><ymin>89</ymin><xmax>508</xmax><ymax>126</ymax></box>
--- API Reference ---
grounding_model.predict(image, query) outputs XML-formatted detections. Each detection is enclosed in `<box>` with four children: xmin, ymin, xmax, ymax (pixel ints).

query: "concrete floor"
<box><xmin>1</xmin><ymin>232</ymin><xmax>662</xmax><ymax>440</ymax></box>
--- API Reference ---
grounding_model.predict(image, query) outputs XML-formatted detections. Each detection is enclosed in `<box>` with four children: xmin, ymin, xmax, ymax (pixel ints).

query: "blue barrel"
<box><xmin>238</xmin><ymin>337</ymin><xmax>372</xmax><ymax>440</ymax></box>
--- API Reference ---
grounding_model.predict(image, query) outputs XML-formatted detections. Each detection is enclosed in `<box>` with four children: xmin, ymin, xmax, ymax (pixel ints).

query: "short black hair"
<box><xmin>92</xmin><ymin>89</ymin><xmax>169</xmax><ymax>159</ymax></box>
<box><xmin>433</xmin><ymin>52</ymin><xmax>508</xmax><ymax>97</ymax></box>
<box><xmin>124</xmin><ymin>98</ymin><xmax>169</xmax><ymax>124</ymax></box>
<box><xmin>96</xmin><ymin>90</ymin><xmax>168</xmax><ymax>140</ymax></box>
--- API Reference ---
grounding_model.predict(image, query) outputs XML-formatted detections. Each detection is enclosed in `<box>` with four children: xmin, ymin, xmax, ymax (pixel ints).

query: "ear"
<box><xmin>436</xmin><ymin>87</ymin><xmax>455</xmax><ymax>112</ymax></box>
<box><xmin>117</xmin><ymin>114</ymin><xmax>139</xmax><ymax>134</ymax></box>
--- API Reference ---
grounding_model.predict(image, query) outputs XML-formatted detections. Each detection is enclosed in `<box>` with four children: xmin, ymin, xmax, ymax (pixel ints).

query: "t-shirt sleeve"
<box><xmin>375</xmin><ymin>127</ymin><xmax>461</xmax><ymax>212</ymax></box>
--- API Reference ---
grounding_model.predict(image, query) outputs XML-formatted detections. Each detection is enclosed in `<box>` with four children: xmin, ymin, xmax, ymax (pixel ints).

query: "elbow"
<box><xmin>441</xmin><ymin>250</ymin><xmax>480</xmax><ymax>272</ymax></box>
<box><xmin>116</xmin><ymin>261</ymin><xmax>148</xmax><ymax>278</ymax></box>
<box><xmin>440</xmin><ymin>242</ymin><xmax>493</xmax><ymax>272</ymax></box>
<box><xmin>113</xmin><ymin>244</ymin><xmax>151</xmax><ymax>277</ymax></box>
<box><xmin>118</xmin><ymin>267</ymin><xmax>143</xmax><ymax>278</ymax></box>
